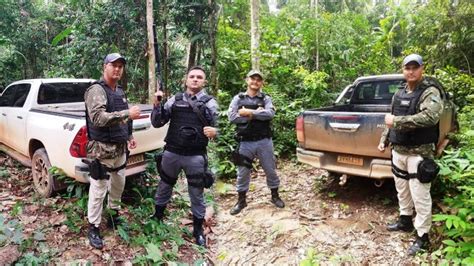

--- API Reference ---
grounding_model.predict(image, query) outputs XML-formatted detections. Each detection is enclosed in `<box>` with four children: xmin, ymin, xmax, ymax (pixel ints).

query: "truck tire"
<box><xmin>32</xmin><ymin>148</ymin><xmax>55</xmax><ymax>197</ymax></box>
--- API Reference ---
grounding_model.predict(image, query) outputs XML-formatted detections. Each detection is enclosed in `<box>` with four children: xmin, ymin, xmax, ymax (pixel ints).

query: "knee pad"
<box><xmin>186</xmin><ymin>173</ymin><xmax>204</xmax><ymax>188</ymax></box>
<box><xmin>159</xmin><ymin>168</ymin><xmax>177</xmax><ymax>186</ymax></box>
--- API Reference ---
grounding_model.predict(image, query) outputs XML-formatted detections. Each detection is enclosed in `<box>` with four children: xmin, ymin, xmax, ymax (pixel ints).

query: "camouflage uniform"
<box><xmin>379</xmin><ymin>78</ymin><xmax>444</xmax><ymax>237</ymax></box>
<box><xmin>85</xmin><ymin>82</ymin><xmax>131</xmax><ymax>226</ymax></box>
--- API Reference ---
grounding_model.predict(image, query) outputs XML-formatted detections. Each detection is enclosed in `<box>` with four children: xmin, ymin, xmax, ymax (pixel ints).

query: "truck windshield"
<box><xmin>38</xmin><ymin>82</ymin><xmax>91</xmax><ymax>104</ymax></box>
<box><xmin>351</xmin><ymin>79</ymin><xmax>405</xmax><ymax>104</ymax></box>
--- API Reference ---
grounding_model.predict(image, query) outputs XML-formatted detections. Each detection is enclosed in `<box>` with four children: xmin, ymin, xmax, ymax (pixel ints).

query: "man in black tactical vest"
<box><xmin>150</xmin><ymin>66</ymin><xmax>218</xmax><ymax>247</ymax></box>
<box><xmin>378</xmin><ymin>54</ymin><xmax>443</xmax><ymax>256</ymax></box>
<box><xmin>84</xmin><ymin>53</ymin><xmax>141</xmax><ymax>249</ymax></box>
<box><xmin>228</xmin><ymin>70</ymin><xmax>285</xmax><ymax>215</ymax></box>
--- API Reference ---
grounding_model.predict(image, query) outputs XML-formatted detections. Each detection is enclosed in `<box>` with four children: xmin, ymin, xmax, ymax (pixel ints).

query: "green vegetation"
<box><xmin>0</xmin><ymin>0</ymin><xmax>473</xmax><ymax>263</ymax></box>
<box><xmin>431</xmin><ymin>71</ymin><xmax>474</xmax><ymax>264</ymax></box>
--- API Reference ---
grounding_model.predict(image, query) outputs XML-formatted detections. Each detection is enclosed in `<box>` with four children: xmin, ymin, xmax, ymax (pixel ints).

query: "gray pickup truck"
<box><xmin>296</xmin><ymin>74</ymin><xmax>457</xmax><ymax>185</ymax></box>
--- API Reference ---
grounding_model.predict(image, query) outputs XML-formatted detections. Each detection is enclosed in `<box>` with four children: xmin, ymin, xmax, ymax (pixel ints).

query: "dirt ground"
<box><xmin>1</xmin><ymin>152</ymin><xmax>430</xmax><ymax>264</ymax></box>
<box><xmin>213</xmin><ymin>162</ymin><xmax>424</xmax><ymax>265</ymax></box>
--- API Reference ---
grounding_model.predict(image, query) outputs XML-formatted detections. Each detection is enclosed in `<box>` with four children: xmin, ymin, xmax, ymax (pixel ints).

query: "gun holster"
<box><xmin>231</xmin><ymin>149</ymin><xmax>253</xmax><ymax>169</ymax></box>
<box><xmin>87</xmin><ymin>159</ymin><xmax>110</xmax><ymax>180</ymax></box>
<box><xmin>203</xmin><ymin>170</ymin><xmax>215</xmax><ymax>189</ymax></box>
<box><xmin>154</xmin><ymin>152</ymin><xmax>163</xmax><ymax>172</ymax></box>
<box><xmin>417</xmin><ymin>158</ymin><xmax>439</xmax><ymax>183</ymax></box>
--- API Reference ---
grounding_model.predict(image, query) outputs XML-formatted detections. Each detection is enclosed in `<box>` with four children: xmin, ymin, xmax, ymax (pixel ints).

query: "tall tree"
<box><xmin>311</xmin><ymin>0</ymin><xmax>319</xmax><ymax>70</ymax></box>
<box><xmin>160</xmin><ymin>0</ymin><xmax>169</xmax><ymax>94</ymax></box>
<box><xmin>208</xmin><ymin>0</ymin><xmax>219</xmax><ymax>95</ymax></box>
<box><xmin>146</xmin><ymin>0</ymin><xmax>157</xmax><ymax>104</ymax></box>
<box><xmin>250</xmin><ymin>0</ymin><xmax>260</xmax><ymax>70</ymax></box>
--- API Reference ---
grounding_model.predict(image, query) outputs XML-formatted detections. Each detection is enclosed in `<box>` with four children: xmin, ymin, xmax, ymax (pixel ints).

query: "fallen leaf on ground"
<box><xmin>49</xmin><ymin>213</ymin><xmax>67</xmax><ymax>225</ymax></box>
<box><xmin>0</xmin><ymin>245</ymin><xmax>20</xmax><ymax>264</ymax></box>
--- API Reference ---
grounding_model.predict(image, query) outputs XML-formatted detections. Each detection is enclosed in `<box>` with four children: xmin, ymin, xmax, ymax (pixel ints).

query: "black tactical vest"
<box><xmin>389</xmin><ymin>78</ymin><xmax>441</xmax><ymax>146</ymax></box>
<box><xmin>86</xmin><ymin>80</ymin><xmax>130</xmax><ymax>143</ymax></box>
<box><xmin>165</xmin><ymin>93</ymin><xmax>213</xmax><ymax>155</ymax></box>
<box><xmin>236</xmin><ymin>93</ymin><xmax>272</xmax><ymax>141</ymax></box>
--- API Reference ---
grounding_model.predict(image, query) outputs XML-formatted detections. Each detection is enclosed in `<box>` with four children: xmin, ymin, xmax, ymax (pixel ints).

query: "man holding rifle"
<box><xmin>150</xmin><ymin>66</ymin><xmax>218</xmax><ymax>247</ymax></box>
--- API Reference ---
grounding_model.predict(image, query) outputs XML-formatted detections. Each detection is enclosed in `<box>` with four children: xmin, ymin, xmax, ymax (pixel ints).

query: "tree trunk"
<box><xmin>250</xmin><ymin>0</ymin><xmax>260</xmax><ymax>70</ymax></box>
<box><xmin>187</xmin><ymin>14</ymin><xmax>203</xmax><ymax>69</ymax></box>
<box><xmin>188</xmin><ymin>41</ymin><xmax>197</xmax><ymax>69</ymax></box>
<box><xmin>161</xmin><ymin>0</ymin><xmax>168</xmax><ymax>95</ymax></box>
<box><xmin>208</xmin><ymin>0</ymin><xmax>219</xmax><ymax>95</ymax></box>
<box><xmin>311</xmin><ymin>0</ymin><xmax>319</xmax><ymax>71</ymax></box>
<box><xmin>146</xmin><ymin>0</ymin><xmax>156</xmax><ymax>104</ymax></box>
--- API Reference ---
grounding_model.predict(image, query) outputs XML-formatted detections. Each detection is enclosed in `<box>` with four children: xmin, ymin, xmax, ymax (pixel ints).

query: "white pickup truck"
<box><xmin>0</xmin><ymin>78</ymin><xmax>167</xmax><ymax>197</ymax></box>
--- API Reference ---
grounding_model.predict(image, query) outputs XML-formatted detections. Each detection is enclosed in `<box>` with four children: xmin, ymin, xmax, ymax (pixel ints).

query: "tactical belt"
<box><xmin>104</xmin><ymin>163</ymin><xmax>127</xmax><ymax>173</ymax></box>
<box><xmin>237</xmin><ymin>135</ymin><xmax>270</xmax><ymax>142</ymax></box>
<box><xmin>165</xmin><ymin>145</ymin><xmax>206</xmax><ymax>156</ymax></box>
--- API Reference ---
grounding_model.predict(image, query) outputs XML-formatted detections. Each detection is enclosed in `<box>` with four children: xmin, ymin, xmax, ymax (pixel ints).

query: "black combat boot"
<box><xmin>192</xmin><ymin>216</ymin><xmax>206</xmax><ymax>247</ymax></box>
<box><xmin>153</xmin><ymin>204</ymin><xmax>166</xmax><ymax>222</ymax></box>
<box><xmin>230</xmin><ymin>191</ymin><xmax>247</xmax><ymax>215</ymax></box>
<box><xmin>270</xmin><ymin>188</ymin><xmax>285</xmax><ymax>208</ymax></box>
<box><xmin>387</xmin><ymin>215</ymin><xmax>414</xmax><ymax>232</ymax></box>
<box><xmin>408</xmin><ymin>233</ymin><xmax>429</xmax><ymax>256</ymax></box>
<box><xmin>107</xmin><ymin>212</ymin><xmax>124</xmax><ymax>229</ymax></box>
<box><xmin>88</xmin><ymin>223</ymin><xmax>104</xmax><ymax>249</ymax></box>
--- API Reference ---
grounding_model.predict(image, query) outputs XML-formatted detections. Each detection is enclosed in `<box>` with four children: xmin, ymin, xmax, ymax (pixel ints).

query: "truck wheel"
<box><xmin>32</xmin><ymin>148</ymin><xmax>54</xmax><ymax>197</ymax></box>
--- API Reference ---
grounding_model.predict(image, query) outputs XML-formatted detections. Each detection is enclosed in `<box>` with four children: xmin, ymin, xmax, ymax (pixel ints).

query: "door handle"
<box><xmin>17</xmin><ymin>116</ymin><xmax>23</xmax><ymax>119</ymax></box>
<box><xmin>329</xmin><ymin>122</ymin><xmax>360</xmax><ymax>132</ymax></box>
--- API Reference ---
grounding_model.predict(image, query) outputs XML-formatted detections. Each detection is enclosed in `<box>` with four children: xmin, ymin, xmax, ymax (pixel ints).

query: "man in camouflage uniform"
<box><xmin>378</xmin><ymin>54</ymin><xmax>444</xmax><ymax>256</ymax></box>
<box><xmin>228</xmin><ymin>70</ymin><xmax>285</xmax><ymax>215</ymax></box>
<box><xmin>84</xmin><ymin>53</ymin><xmax>141</xmax><ymax>249</ymax></box>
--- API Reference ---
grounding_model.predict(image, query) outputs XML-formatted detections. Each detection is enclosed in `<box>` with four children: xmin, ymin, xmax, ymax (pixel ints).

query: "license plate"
<box><xmin>127</xmin><ymin>154</ymin><xmax>145</xmax><ymax>166</ymax></box>
<box><xmin>337</xmin><ymin>155</ymin><xmax>363</xmax><ymax>166</ymax></box>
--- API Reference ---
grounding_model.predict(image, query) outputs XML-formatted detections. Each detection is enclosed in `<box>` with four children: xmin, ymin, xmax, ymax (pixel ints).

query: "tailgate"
<box><xmin>129</xmin><ymin>107</ymin><xmax>167</xmax><ymax>156</ymax></box>
<box><xmin>302</xmin><ymin>111</ymin><xmax>390</xmax><ymax>159</ymax></box>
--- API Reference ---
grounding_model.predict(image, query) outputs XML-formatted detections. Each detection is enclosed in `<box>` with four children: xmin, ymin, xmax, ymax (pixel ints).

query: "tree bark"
<box><xmin>187</xmin><ymin>14</ymin><xmax>203</xmax><ymax>69</ymax></box>
<box><xmin>208</xmin><ymin>0</ymin><xmax>219</xmax><ymax>95</ymax></box>
<box><xmin>161</xmin><ymin>0</ymin><xmax>168</xmax><ymax>95</ymax></box>
<box><xmin>146</xmin><ymin>0</ymin><xmax>156</xmax><ymax>104</ymax></box>
<box><xmin>311</xmin><ymin>0</ymin><xmax>319</xmax><ymax>71</ymax></box>
<box><xmin>250</xmin><ymin>0</ymin><xmax>260</xmax><ymax>70</ymax></box>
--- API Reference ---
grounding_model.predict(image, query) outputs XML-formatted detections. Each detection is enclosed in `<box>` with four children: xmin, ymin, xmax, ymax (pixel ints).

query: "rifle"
<box><xmin>153</xmin><ymin>24</ymin><xmax>164</xmax><ymax>101</ymax></box>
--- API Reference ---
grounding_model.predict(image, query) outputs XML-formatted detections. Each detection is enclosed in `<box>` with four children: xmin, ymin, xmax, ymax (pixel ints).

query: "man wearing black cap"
<box><xmin>84</xmin><ymin>53</ymin><xmax>141</xmax><ymax>249</ymax></box>
<box><xmin>228</xmin><ymin>70</ymin><xmax>285</xmax><ymax>215</ymax></box>
<box><xmin>378</xmin><ymin>54</ymin><xmax>444</xmax><ymax>256</ymax></box>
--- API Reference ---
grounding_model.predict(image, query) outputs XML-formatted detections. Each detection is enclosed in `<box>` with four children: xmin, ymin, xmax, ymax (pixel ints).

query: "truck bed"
<box><xmin>302</xmin><ymin>104</ymin><xmax>391</xmax><ymax>159</ymax></box>
<box><xmin>31</xmin><ymin>103</ymin><xmax>154</xmax><ymax>118</ymax></box>
<box><xmin>307</xmin><ymin>104</ymin><xmax>391</xmax><ymax>113</ymax></box>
